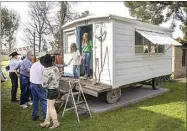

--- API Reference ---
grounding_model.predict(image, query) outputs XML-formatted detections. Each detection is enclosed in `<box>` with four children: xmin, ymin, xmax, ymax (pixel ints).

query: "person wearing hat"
<box><xmin>40</xmin><ymin>54</ymin><xmax>60</xmax><ymax>129</ymax></box>
<box><xmin>8</xmin><ymin>51</ymin><xmax>20</xmax><ymax>102</ymax></box>
<box><xmin>30</xmin><ymin>52</ymin><xmax>47</xmax><ymax>121</ymax></box>
<box><xmin>19</xmin><ymin>50</ymin><xmax>34</xmax><ymax>108</ymax></box>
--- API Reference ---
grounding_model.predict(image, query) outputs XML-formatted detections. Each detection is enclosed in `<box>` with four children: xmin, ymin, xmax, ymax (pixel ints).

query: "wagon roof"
<box><xmin>61</xmin><ymin>14</ymin><xmax>174</xmax><ymax>32</ymax></box>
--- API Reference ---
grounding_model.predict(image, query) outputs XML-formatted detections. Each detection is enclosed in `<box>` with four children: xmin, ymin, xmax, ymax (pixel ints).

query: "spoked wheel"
<box><xmin>106</xmin><ymin>88</ymin><xmax>121</xmax><ymax>104</ymax></box>
<box><xmin>152</xmin><ymin>77</ymin><xmax>161</xmax><ymax>90</ymax></box>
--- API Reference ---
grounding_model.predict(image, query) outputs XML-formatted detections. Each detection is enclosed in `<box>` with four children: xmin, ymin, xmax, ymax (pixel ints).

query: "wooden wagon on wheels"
<box><xmin>58</xmin><ymin>14</ymin><xmax>181</xmax><ymax>104</ymax></box>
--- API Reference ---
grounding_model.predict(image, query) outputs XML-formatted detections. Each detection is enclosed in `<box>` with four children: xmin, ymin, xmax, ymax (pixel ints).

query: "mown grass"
<box><xmin>1</xmin><ymin>61</ymin><xmax>186</xmax><ymax>131</ymax></box>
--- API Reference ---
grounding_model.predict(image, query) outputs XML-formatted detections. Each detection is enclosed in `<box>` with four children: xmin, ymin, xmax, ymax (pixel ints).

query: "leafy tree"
<box><xmin>124</xmin><ymin>2</ymin><xmax>187</xmax><ymax>39</ymax></box>
<box><xmin>179</xmin><ymin>8</ymin><xmax>187</xmax><ymax>41</ymax></box>
<box><xmin>1</xmin><ymin>7</ymin><xmax>20</xmax><ymax>53</ymax></box>
<box><xmin>180</xmin><ymin>24</ymin><xmax>187</xmax><ymax>41</ymax></box>
<box><xmin>1</xmin><ymin>7</ymin><xmax>10</xmax><ymax>39</ymax></box>
<box><xmin>124</xmin><ymin>2</ymin><xmax>166</xmax><ymax>25</ymax></box>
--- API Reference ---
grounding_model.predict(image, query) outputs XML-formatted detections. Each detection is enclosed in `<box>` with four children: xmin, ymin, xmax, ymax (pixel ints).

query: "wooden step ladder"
<box><xmin>62</xmin><ymin>79</ymin><xmax>92</xmax><ymax>123</ymax></box>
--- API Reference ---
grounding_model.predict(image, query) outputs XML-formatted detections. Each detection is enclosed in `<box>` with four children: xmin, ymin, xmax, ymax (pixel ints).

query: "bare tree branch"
<box><xmin>24</xmin><ymin>2</ymin><xmax>57</xmax><ymax>52</ymax></box>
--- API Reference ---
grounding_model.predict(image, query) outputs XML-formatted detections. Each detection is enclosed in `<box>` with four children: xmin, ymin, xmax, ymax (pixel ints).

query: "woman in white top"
<box><xmin>68</xmin><ymin>43</ymin><xmax>81</xmax><ymax>79</ymax></box>
<box><xmin>8</xmin><ymin>52</ymin><xmax>20</xmax><ymax>102</ymax></box>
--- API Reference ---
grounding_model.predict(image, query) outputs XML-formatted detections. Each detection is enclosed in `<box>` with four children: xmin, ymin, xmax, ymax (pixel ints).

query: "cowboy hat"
<box><xmin>9</xmin><ymin>52</ymin><xmax>20</xmax><ymax>57</ymax></box>
<box><xmin>42</xmin><ymin>54</ymin><xmax>53</xmax><ymax>68</ymax></box>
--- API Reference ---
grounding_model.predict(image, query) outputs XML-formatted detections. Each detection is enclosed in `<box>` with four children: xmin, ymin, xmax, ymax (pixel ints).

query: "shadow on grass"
<box><xmin>132</xmin><ymin>82</ymin><xmax>186</xmax><ymax>107</ymax></box>
<box><xmin>2</xmin><ymin>101</ymin><xmax>185</xmax><ymax>131</ymax></box>
<box><xmin>85</xmin><ymin>81</ymin><xmax>186</xmax><ymax>108</ymax></box>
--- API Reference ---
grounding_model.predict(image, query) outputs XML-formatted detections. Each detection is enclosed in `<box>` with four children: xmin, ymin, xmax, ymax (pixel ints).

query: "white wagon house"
<box><xmin>60</xmin><ymin>14</ymin><xmax>181</xmax><ymax>103</ymax></box>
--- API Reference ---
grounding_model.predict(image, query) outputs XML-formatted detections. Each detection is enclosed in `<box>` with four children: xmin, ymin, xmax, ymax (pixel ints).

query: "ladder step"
<box><xmin>59</xmin><ymin>89</ymin><xmax>69</xmax><ymax>93</ymax></box>
<box><xmin>72</xmin><ymin>92</ymin><xmax>81</xmax><ymax>95</ymax></box>
<box><xmin>62</xmin><ymin>80</ymin><xmax>92</xmax><ymax>122</ymax></box>
<box><xmin>55</xmin><ymin>100</ymin><xmax>64</xmax><ymax>104</ymax></box>
<box><xmin>76</xmin><ymin>101</ymin><xmax>85</xmax><ymax>105</ymax></box>
<box><xmin>72</xmin><ymin>80</ymin><xmax>79</xmax><ymax>83</ymax></box>
<box><xmin>65</xmin><ymin>107</ymin><xmax>75</xmax><ymax>111</ymax></box>
<box><xmin>77</xmin><ymin>110</ymin><xmax>90</xmax><ymax>115</ymax></box>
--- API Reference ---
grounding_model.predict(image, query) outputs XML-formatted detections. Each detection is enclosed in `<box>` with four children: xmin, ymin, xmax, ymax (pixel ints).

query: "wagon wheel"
<box><xmin>106</xmin><ymin>88</ymin><xmax>121</xmax><ymax>104</ymax></box>
<box><xmin>152</xmin><ymin>77</ymin><xmax>161</xmax><ymax>90</ymax></box>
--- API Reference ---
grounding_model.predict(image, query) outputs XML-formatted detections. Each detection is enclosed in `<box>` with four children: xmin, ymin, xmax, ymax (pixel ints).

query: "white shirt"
<box><xmin>30</xmin><ymin>61</ymin><xmax>45</xmax><ymax>84</ymax></box>
<box><xmin>72</xmin><ymin>50</ymin><xmax>81</xmax><ymax>65</ymax></box>
<box><xmin>9</xmin><ymin>58</ymin><xmax>20</xmax><ymax>72</ymax></box>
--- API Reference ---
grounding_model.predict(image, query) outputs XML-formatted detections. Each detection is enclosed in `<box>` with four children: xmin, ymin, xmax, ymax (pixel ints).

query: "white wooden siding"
<box><xmin>115</xmin><ymin>68</ymin><xmax>172</xmax><ymax>87</ymax></box>
<box><xmin>64</xmin><ymin>32</ymin><xmax>76</xmax><ymax>53</ymax></box>
<box><xmin>113</xmin><ymin>21</ymin><xmax>173</xmax><ymax>88</ymax></box>
<box><xmin>67</xmin><ymin>33</ymin><xmax>76</xmax><ymax>53</ymax></box>
<box><xmin>116</xmin><ymin>58</ymin><xmax>171</xmax><ymax>70</ymax></box>
<box><xmin>114</xmin><ymin>21</ymin><xmax>135</xmax><ymax>58</ymax></box>
<box><xmin>112</xmin><ymin>20</ymin><xmax>115</xmax><ymax>87</ymax></box>
<box><xmin>93</xmin><ymin>22</ymin><xmax>113</xmax><ymax>85</ymax></box>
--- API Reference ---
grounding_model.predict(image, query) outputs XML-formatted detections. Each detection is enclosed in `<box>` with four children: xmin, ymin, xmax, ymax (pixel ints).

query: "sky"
<box><xmin>2</xmin><ymin>2</ymin><xmax>184</xmax><ymax>49</ymax></box>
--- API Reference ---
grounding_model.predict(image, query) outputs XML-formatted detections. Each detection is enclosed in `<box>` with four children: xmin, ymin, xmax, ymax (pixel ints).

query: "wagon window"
<box><xmin>135</xmin><ymin>31</ymin><xmax>165</xmax><ymax>54</ymax></box>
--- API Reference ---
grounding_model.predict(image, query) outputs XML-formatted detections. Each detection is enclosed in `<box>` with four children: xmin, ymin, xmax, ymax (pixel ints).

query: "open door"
<box><xmin>63</xmin><ymin>27</ymin><xmax>81</xmax><ymax>77</ymax></box>
<box><xmin>79</xmin><ymin>25</ymin><xmax>93</xmax><ymax>77</ymax></box>
<box><xmin>76</xmin><ymin>27</ymin><xmax>81</xmax><ymax>77</ymax></box>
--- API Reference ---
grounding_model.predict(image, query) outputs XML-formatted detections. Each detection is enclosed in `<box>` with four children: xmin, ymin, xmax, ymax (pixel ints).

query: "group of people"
<box><xmin>7</xmin><ymin>32</ymin><xmax>92</xmax><ymax>129</ymax></box>
<box><xmin>8</xmin><ymin>51</ymin><xmax>61</xmax><ymax>129</ymax></box>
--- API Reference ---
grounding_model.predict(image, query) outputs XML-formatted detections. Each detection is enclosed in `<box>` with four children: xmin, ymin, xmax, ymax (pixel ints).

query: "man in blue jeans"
<box><xmin>20</xmin><ymin>50</ymin><xmax>33</xmax><ymax>108</ymax></box>
<box><xmin>30</xmin><ymin>53</ymin><xmax>47</xmax><ymax>121</ymax></box>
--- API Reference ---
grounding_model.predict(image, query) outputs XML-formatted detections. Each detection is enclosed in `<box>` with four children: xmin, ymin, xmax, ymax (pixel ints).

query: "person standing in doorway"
<box><xmin>68</xmin><ymin>43</ymin><xmax>81</xmax><ymax>79</ymax></box>
<box><xmin>19</xmin><ymin>50</ymin><xmax>33</xmax><ymax>108</ymax></box>
<box><xmin>82</xmin><ymin>33</ymin><xmax>92</xmax><ymax>79</ymax></box>
<box><xmin>8</xmin><ymin>52</ymin><xmax>20</xmax><ymax>102</ymax></box>
<box><xmin>30</xmin><ymin>52</ymin><xmax>47</xmax><ymax>121</ymax></box>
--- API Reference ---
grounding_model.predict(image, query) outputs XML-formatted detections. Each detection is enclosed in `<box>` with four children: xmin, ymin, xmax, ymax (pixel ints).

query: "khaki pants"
<box><xmin>46</xmin><ymin>99</ymin><xmax>58</xmax><ymax>120</ymax></box>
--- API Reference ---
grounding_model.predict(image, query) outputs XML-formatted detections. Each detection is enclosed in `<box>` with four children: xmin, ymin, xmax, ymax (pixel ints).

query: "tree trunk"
<box><xmin>8</xmin><ymin>41</ymin><xmax>11</xmax><ymax>54</ymax></box>
<box><xmin>59</xmin><ymin>2</ymin><xmax>66</xmax><ymax>70</ymax></box>
<box><xmin>0</xmin><ymin>2</ymin><xmax>1</xmax><ymax>54</ymax></box>
<box><xmin>39</xmin><ymin>34</ymin><xmax>41</xmax><ymax>52</ymax></box>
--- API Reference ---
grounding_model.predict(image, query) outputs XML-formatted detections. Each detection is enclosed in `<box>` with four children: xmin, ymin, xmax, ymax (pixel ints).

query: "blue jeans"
<box><xmin>20</xmin><ymin>74</ymin><xmax>32</xmax><ymax>105</ymax></box>
<box><xmin>83</xmin><ymin>52</ymin><xmax>91</xmax><ymax>77</ymax></box>
<box><xmin>73</xmin><ymin>65</ymin><xmax>79</xmax><ymax>79</ymax></box>
<box><xmin>30</xmin><ymin>83</ymin><xmax>47</xmax><ymax>120</ymax></box>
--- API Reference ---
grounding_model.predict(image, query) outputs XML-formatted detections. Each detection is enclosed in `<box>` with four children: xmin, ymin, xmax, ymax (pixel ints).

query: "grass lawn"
<box><xmin>1</xmin><ymin>61</ymin><xmax>186</xmax><ymax>131</ymax></box>
<box><xmin>1</xmin><ymin>61</ymin><xmax>10</xmax><ymax>66</ymax></box>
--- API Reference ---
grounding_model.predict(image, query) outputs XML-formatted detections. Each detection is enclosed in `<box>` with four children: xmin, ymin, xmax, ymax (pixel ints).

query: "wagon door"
<box><xmin>75</xmin><ymin>27</ymin><xmax>81</xmax><ymax>76</ymax></box>
<box><xmin>63</xmin><ymin>27</ymin><xmax>81</xmax><ymax>77</ymax></box>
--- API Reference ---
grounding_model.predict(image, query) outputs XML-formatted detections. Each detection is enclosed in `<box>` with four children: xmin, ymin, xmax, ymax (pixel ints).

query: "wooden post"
<box><xmin>100</xmin><ymin>22</ymin><xmax>103</xmax><ymax>67</ymax></box>
<box><xmin>59</xmin><ymin>2</ymin><xmax>64</xmax><ymax>72</ymax></box>
<box><xmin>61</xmin><ymin>30</ymin><xmax>64</xmax><ymax>73</ymax></box>
<box><xmin>33</xmin><ymin>32</ymin><xmax>35</xmax><ymax>56</ymax></box>
<box><xmin>0</xmin><ymin>2</ymin><xmax>1</xmax><ymax>61</ymax></box>
<box><xmin>0</xmin><ymin>2</ymin><xmax>1</xmax><ymax>52</ymax></box>
<box><xmin>32</xmin><ymin>32</ymin><xmax>36</xmax><ymax>63</ymax></box>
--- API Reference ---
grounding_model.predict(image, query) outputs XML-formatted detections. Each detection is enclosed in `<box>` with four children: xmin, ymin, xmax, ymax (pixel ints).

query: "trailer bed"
<box><xmin>59</xmin><ymin>77</ymin><xmax>112</xmax><ymax>97</ymax></box>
